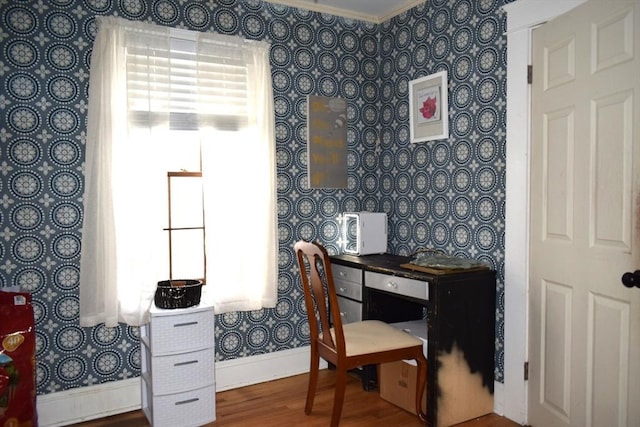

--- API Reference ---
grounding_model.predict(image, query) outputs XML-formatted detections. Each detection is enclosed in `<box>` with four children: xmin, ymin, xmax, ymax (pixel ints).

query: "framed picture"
<box><xmin>409</xmin><ymin>71</ymin><xmax>449</xmax><ymax>143</ymax></box>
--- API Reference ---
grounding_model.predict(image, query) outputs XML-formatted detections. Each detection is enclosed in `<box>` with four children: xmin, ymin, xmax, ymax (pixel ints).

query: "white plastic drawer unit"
<box><xmin>144</xmin><ymin>347</ymin><xmax>215</xmax><ymax>395</ymax></box>
<box><xmin>141</xmin><ymin>302</ymin><xmax>216</xmax><ymax>427</ymax></box>
<box><xmin>364</xmin><ymin>271</ymin><xmax>429</xmax><ymax>302</ymax></box>
<box><xmin>143</xmin><ymin>382</ymin><xmax>215</xmax><ymax>427</ymax></box>
<box><xmin>332</xmin><ymin>263</ymin><xmax>363</xmax><ymax>302</ymax></box>
<box><xmin>146</xmin><ymin>308</ymin><xmax>214</xmax><ymax>355</ymax></box>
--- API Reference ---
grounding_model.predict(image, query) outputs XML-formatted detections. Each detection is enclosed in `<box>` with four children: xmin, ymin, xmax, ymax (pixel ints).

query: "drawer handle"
<box><xmin>339</xmin><ymin>271</ymin><xmax>346</xmax><ymax>277</ymax></box>
<box><xmin>339</xmin><ymin>287</ymin><xmax>346</xmax><ymax>292</ymax></box>
<box><xmin>173</xmin><ymin>321</ymin><xmax>198</xmax><ymax>327</ymax></box>
<box><xmin>174</xmin><ymin>360</ymin><xmax>198</xmax><ymax>367</ymax></box>
<box><xmin>386</xmin><ymin>281</ymin><xmax>398</xmax><ymax>290</ymax></box>
<box><xmin>175</xmin><ymin>398</ymin><xmax>199</xmax><ymax>406</ymax></box>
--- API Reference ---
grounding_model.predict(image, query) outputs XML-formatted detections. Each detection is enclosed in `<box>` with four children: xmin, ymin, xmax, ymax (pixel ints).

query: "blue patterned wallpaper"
<box><xmin>378</xmin><ymin>0</ymin><xmax>510</xmax><ymax>382</ymax></box>
<box><xmin>0</xmin><ymin>0</ymin><xmax>509</xmax><ymax>395</ymax></box>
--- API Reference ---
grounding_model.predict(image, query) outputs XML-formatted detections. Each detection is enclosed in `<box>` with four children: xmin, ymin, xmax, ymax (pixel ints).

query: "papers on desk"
<box><xmin>401</xmin><ymin>249</ymin><xmax>489</xmax><ymax>275</ymax></box>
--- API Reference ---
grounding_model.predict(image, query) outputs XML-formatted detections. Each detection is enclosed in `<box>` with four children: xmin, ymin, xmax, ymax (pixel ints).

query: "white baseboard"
<box><xmin>493</xmin><ymin>380</ymin><xmax>505</xmax><ymax>416</ymax></box>
<box><xmin>37</xmin><ymin>377</ymin><xmax>142</xmax><ymax>427</ymax></box>
<box><xmin>215</xmin><ymin>346</ymin><xmax>326</xmax><ymax>392</ymax></box>
<box><xmin>37</xmin><ymin>346</ymin><xmax>322</xmax><ymax>427</ymax></box>
<box><xmin>37</xmin><ymin>347</ymin><xmax>504</xmax><ymax>426</ymax></box>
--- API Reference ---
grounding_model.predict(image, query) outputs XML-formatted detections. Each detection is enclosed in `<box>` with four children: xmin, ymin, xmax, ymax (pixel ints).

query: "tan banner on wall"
<box><xmin>307</xmin><ymin>95</ymin><xmax>347</xmax><ymax>189</ymax></box>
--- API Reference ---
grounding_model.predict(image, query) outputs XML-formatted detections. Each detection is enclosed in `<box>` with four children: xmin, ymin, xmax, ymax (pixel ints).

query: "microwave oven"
<box><xmin>342</xmin><ymin>212</ymin><xmax>387</xmax><ymax>255</ymax></box>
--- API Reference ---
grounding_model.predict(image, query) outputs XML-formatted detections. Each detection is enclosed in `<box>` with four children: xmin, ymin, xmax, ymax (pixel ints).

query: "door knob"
<box><xmin>621</xmin><ymin>270</ymin><xmax>640</xmax><ymax>288</ymax></box>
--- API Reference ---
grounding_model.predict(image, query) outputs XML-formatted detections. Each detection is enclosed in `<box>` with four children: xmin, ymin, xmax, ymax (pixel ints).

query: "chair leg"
<box><xmin>415</xmin><ymin>356</ymin><xmax>428</xmax><ymax>424</ymax></box>
<box><xmin>330</xmin><ymin>367</ymin><xmax>348</xmax><ymax>427</ymax></box>
<box><xmin>305</xmin><ymin>347</ymin><xmax>320</xmax><ymax>415</ymax></box>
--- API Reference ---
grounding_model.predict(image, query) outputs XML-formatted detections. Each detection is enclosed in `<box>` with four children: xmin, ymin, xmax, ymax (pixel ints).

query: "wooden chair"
<box><xmin>294</xmin><ymin>240</ymin><xmax>427</xmax><ymax>426</ymax></box>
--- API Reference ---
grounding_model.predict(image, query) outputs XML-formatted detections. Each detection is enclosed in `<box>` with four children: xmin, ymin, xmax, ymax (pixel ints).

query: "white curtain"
<box><xmin>80</xmin><ymin>17</ymin><xmax>277</xmax><ymax>327</ymax></box>
<box><xmin>199</xmin><ymin>36</ymin><xmax>278</xmax><ymax>313</ymax></box>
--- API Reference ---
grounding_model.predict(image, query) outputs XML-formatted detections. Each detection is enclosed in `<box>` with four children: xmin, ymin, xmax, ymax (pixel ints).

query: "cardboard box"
<box><xmin>378</xmin><ymin>320</ymin><xmax>428</xmax><ymax>415</ymax></box>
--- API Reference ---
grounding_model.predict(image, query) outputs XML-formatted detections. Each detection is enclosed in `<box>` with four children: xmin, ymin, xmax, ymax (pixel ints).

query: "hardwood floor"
<box><xmin>74</xmin><ymin>370</ymin><xmax>521</xmax><ymax>427</ymax></box>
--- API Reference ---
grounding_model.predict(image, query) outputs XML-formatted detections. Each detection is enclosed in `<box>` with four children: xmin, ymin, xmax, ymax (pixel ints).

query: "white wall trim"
<box><xmin>37</xmin><ymin>378</ymin><xmax>141</xmax><ymax>427</ymax></box>
<box><xmin>502</xmin><ymin>0</ymin><xmax>587</xmax><ymax>424</ymax></box>
<box><xmin>37</xmin><ymin>346</ymin><xmax>323</xmax><ymax>427</ymax></box>
<box><xmin>215</xmin><ymin>346</ymin><xmax>327</xmax><ymax>392</ymax></box>
<box><xmin>493</xmin><ymin>380</ymin><xmax>505</xmax><ymax>416</ymax></box>
<box><xmin>265</xmin><ymin>0</ymin><xmax>427</xmax><ymax>24</ymax></box>
<box><xmin>37</xmin><ymin>343</ymin><xmax>508</xmax><ymax>426</ymax></box>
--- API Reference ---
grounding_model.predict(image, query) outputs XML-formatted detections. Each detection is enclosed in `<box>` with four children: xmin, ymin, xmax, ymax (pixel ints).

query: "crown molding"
<box><xmin>265</xmin><ymin>0</ymin><xmax>426</xmax><ymax>24</ymax></box>
<box><xmin>378</xmin><ymin>0</ymin><xmax>427</xmax><ymax>23</ymax></box>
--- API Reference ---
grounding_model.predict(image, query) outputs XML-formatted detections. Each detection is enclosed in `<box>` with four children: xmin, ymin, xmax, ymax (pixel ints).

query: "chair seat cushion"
<box><xmin>336</xmin><ymin>320</ymin><xmax>423</xmax><ymax>357</ymax></box>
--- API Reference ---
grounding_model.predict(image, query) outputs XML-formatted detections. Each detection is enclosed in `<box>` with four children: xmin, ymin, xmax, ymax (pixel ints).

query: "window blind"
<box><xmin>126</xmin><ymin>35</ymin><xmax>249</xmax><ymax>131</ymax></box>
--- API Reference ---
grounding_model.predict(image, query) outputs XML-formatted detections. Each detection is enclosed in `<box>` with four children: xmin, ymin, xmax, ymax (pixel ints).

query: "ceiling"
<box><xmin>265</xmin><ymin>0</ymin><xmax>427</xmax><ymax>23</ymax></box>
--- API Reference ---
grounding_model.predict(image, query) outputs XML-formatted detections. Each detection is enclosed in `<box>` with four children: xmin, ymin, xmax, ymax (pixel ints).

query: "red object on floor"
<box><xmin>0</xmin><ymin>291</ymin><xmax>37</xmax><ymax>427</ymax></box>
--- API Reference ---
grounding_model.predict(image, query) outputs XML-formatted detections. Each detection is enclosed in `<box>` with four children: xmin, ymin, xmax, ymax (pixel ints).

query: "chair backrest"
<box><xmin>294</xmin><ymin>240</ymin><xmax>345</xmax><ymax>356</ymax></box>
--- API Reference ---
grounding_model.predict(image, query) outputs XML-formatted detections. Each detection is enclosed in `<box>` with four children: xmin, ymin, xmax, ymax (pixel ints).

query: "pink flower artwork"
<box><xmin>420</xmin><ymin>96</ymin><xmax>437</xmax><ymax>119</ymax></box>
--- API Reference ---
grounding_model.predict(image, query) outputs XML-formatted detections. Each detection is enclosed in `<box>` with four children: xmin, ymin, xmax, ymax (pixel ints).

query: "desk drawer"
<box><xmin>334</xmin><ymin>278</ymin><xmax>362</xmax><ymax>302</ymax></box>
<box><xmin>365</xmin><ymin>271</ymin><xmax>429</xmax><ymax>302</ymax></box>
<box><xmin>336</xmin><ymin>296</ymin><xmax>362</xmax><ymax>324</ymax></box>
<box><xmin>332</xmin><ymin>264</ymin><xmax>362</xmax><ymax>285</ymax></box>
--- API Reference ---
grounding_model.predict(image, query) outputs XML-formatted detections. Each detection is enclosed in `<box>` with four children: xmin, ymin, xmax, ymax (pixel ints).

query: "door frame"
<box><xmin>502</xmin><ymin>0</ymin><xmax>586</xmax><ymax>424</ymax></box>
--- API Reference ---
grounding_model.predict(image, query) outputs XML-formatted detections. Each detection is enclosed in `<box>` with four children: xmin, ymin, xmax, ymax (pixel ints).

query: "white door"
<box><xmin>529</xmin><ymin>0</ymin><xmax>640</xmax><ymax>426</ymax></box>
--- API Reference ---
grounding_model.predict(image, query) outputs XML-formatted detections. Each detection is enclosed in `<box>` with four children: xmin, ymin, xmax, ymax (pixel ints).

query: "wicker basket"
<box><xmin>154</xmin><ymin>279</ymin><xmax>203</xmax><ymax>309</ymax></box>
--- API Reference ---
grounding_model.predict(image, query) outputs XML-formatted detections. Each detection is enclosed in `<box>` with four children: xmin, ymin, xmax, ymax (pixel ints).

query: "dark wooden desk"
<box><xmin>330</xmin><ymin>253</ymin><xmax>496</xmax><ymax>427</ymax></box>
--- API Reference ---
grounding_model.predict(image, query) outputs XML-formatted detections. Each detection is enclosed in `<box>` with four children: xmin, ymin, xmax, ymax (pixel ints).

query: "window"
<box><xmin>166</xmin><ymin>171</ymin><xmax>205</xmax><ymax>282</ymax></box>
<box><xmin>80</xmin><ymin>17</ymin><xmax>277</xmax><ymax>327</ymax></box>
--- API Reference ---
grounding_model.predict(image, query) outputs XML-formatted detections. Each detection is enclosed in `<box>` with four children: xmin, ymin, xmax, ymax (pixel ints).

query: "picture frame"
<box><xmin>409</xmin><ymin>71</ymin><xmax>449</xmax><ymax>143</ymax></box>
